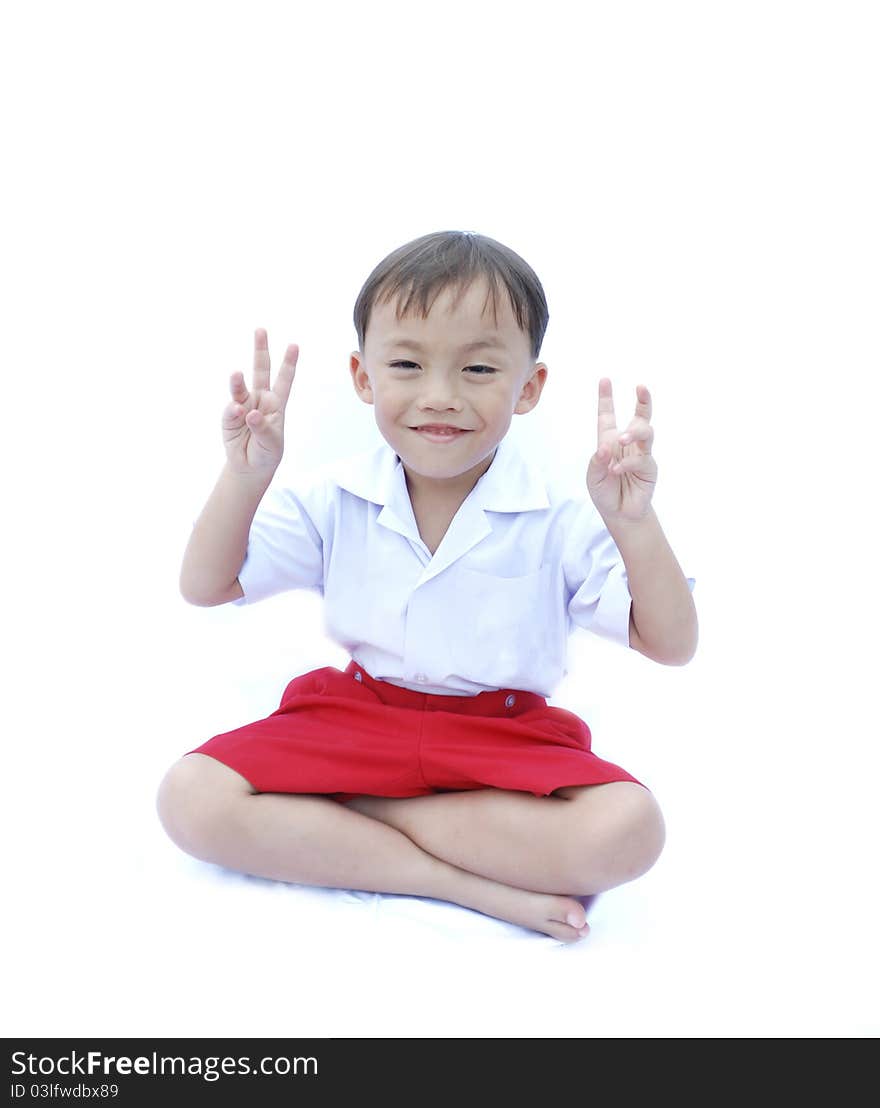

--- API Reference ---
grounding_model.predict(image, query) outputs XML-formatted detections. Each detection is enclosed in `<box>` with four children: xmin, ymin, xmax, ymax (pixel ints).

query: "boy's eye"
<box><xmin>388</xmin><ymin>361</ymin><xmax>497</xmax><ymax>375</ymax></box>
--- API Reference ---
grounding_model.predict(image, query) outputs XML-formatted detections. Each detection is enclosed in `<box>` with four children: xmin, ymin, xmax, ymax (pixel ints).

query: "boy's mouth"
<box><xmin>411</xmin><ymin>425</ymin><xmax>471</xmax><ymax>442</ymax></box>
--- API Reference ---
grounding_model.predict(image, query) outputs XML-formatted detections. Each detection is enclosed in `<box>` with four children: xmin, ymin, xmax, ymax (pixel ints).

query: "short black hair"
<box><xmin>353</xmin><ymin>230</ymin><xmax>549</xmax><ymax>361</ymax></box>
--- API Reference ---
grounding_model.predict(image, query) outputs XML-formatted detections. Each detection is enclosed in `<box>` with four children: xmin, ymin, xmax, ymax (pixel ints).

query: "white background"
<box><xmin>3</xmin><ymin>0</ymin><xmax>877</xmax><ymax>1037</ymax></box>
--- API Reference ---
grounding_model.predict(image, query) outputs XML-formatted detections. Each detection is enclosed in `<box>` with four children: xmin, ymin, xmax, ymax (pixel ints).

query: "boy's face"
<box><xmin>349</xmin><ymin>277</ymin><xmax>547</xmax><ymax>497</ymax></box>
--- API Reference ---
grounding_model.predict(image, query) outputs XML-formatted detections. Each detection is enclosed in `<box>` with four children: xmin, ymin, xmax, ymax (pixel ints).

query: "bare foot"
<box><xmin>342</xmin><ymin>794</ymin><xmax>591</xmax><ymax>942</ymax></box>
<box><xmin>464</xmin><ymin>882</ymin><xmax>592</xmax><ymax>943</ymax></box>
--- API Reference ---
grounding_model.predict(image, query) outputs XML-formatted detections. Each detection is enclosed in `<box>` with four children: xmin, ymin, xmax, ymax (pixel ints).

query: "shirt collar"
<box><xmin>331</xmin><ymin>432</ymin><xmax>551</xmax><ymax>513</ymax></box>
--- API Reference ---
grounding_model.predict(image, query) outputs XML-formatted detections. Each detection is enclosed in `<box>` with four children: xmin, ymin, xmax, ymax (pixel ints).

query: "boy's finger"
<box><xmin>253</xmin><ymin>329</ymin><xmax>271</xmax><ymax>394</ymax></box>
<box><xmin>245</xmin><ymin>408</ymin><xmax>278</xmax><ymax>438</ymax></box>
<box><xmin>230</xmin><ymin>371</ymin><xmax>249</xmax><ymax>403</ymax></box>
<box><xmin>222</xmin><ymin>399</ymin><xmax>246</xmax><ymax>423</ymax></box>
<box><xmin>597</xmin><ymin>378</ymin><xmax>617</xmax><ymax>439</ymax></box>
<box><xmin>272</xmin><ymin>344</ymin><xmax>299</xmax><ymax>408</ymax></box>
<box><xmin>619</xmin><ymin>423</ymin><xmax>654</xmax><ymax>452</ymax></box>
<box><xmin>634</xmin><ymin>384</ymin><xmax>652</xmax><ymax>422</ymax></box>
<box><xmin>245</xmin><ymin>410</ymin><xmax>283</xmax><ymax>454</ymax></box>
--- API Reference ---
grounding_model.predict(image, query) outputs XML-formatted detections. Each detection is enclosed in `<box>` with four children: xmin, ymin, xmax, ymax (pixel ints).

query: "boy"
<box><xmin>157</xmin><ymin>230</ymin><xmax>697</xmax><ymax>943</ymax></box>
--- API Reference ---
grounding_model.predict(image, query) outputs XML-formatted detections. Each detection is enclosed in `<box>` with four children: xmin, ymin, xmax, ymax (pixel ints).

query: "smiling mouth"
<box><xmin>407</xmin><ymin>423</ymin><xmax>469</xmax><ymax>440</ymax></box>
<box><xmin>411</xmin><ymin>425</ymin><xmax>470</xmax><ymax>433</ymax></box>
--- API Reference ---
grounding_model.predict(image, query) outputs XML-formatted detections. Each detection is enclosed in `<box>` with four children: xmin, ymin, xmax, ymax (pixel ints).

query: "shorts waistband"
<box><xmin>344</xmin><ymin>660</ymin><xmax>547</xmax><ymax>717</ymax></box>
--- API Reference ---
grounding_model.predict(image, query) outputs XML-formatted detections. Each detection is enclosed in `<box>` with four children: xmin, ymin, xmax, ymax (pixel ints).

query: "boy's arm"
<box><xmin>603</xmin><ymin>507</ymin><xmax>698</xmax><ymax>666</ymax></box>
<box><xmin>180</xmin><ymin>463</ymin><xmax>274</xmax><ymax>606</ymax></box>
<box><xmin>587</xmin><ymin>378</ymin><xmax>695</xmax><ymax>664</ymax></box>
<box><xmin>181</xmin><ymin>330</ymin><xmax>299</xmax><ymax>606</ymax></box>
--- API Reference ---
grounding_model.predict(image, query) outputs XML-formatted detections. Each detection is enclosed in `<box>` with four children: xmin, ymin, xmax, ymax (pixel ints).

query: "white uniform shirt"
<box><xmin>232</xmin><ymin>433</ymin><xmax>695</xmax><ymax>698</ymax></box>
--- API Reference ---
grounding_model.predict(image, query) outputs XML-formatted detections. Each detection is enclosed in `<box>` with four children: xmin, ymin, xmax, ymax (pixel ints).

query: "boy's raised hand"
<box><xmin>223</xmin><ymin>329</ymin><xmax>299</xmax><ymax>475</ymax></box>
<box><xmin>586</xmin><ymin>378</ymin><xmax>658</xmax><ymax>523</ymax></box>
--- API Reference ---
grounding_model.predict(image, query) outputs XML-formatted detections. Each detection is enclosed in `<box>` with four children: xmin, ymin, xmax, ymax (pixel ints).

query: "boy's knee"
<box><xmin>568</xmin><ymin>781</ymin><xmax>666</xmax><ymax>892</ymax></box>
<box><xmin>622</xmin><ymin>784</ymin><xmax>666</xmax><ymax>876</ymax></box>
<box><xmin>156</xmin><ymin>753</ymin><xmax>253</xmax><ymax>860</ymax></box>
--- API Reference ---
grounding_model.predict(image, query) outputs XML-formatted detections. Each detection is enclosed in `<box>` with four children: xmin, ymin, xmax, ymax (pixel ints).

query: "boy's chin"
<box><xmin>400</xmin><ymin>446</ymin><xmax>501</xmax><ymax>485</ymax></box>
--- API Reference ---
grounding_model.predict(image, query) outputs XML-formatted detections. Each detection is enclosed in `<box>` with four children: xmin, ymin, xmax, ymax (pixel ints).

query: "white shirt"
<box><xmin>233</xmin><ymin>433</ymin><xmax>695</xmax><ymax>698</ymax></box>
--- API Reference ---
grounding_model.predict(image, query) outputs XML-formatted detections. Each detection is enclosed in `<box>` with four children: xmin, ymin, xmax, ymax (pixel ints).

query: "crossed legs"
<box><xmin>157</xmin><ymin>753</ymin><xmax>665</xmax><ymax>943</ymax></box>
<box><xmin>343</xmin><ymin>781</ymin><xmax>665</xmax><ymax>894</ymax></box>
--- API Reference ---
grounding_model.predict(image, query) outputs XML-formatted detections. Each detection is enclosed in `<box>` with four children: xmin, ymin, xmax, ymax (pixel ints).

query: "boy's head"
<box><xmin>349</xmin><ymin>230</ymin><xmax>549</xmax><ymax>493</ymax></box>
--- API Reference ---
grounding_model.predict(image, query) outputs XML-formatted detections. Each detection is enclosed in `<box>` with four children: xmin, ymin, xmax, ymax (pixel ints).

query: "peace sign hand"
<box><xmin>222</xmin><ymin>329</ymin><xmax>299</xmax><ymax>476</ymax></box>
<box><xmin>586</xmin><ymin>378</ymin><xmax>658</xmax><ymax>523</ymax></box>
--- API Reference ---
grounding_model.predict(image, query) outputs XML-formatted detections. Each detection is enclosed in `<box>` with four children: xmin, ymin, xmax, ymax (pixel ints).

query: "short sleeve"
<box><xmin>562</xmin><ymin>503</ymin><xmax>632</xmax><ymax>647</ymax></box>
<box><xmin>562</xmin><ymin>500</ymin><xmax>696</xmax><ymax>647</ymax></box>
<box><xmin>230</xmin><ymin>474</ymin><xmax>328</xmax><ymax>606</ymax></box>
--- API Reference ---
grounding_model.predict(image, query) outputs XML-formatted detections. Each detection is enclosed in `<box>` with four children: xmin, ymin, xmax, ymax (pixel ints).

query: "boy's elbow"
<box><xmin>180</xmin><ymin>583</ymin><xmax>210</xmax><ymax>606</ymax></box>
<box><xmin>179</xmin><ymin>572</ymin><xmax>203</xmax><ymax>606</ymax></box>
<box><xmin>663</xmin><ymin>627</ymin><xmax>699</xmax><ymax>666</ymax></box>
<box><xmin>180</xmin><ymin>576</ymin><xmax>245</xmax><ymax>607</ymax></box>
<box><xmin>179</xmin><ymin>577</ymin><xmax>219</xmax><ymax>607</ymax></box>
<box><xmin>632</xmin><ymin>622</ymin><xmax>698</xmax><ymax>666</ymax></box>
<box><xmin>641</xmin><ymin>646</ymin><xmax>694</xmax><ymax>666</ymax></box>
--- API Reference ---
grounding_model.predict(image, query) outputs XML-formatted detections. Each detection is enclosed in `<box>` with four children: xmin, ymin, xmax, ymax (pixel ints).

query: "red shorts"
<box><xmin>186</xmin><ymin>660</ymin><xmax>645</xmax><ymax>801</ymax></box>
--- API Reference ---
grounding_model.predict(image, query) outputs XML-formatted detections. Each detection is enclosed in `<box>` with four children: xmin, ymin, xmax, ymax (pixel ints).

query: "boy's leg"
<box><xmin>157</xmin><ymin>753</ymin><xmax>592</xmax><ymax>942</ymax></box>
<box><xmin>344</xmin><ymin>782</ymin><xmax>665</xmax><ymax>895</ymax></box>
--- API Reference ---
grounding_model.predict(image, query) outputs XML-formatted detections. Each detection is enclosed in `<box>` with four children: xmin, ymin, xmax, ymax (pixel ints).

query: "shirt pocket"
<box><xmin>448</xmin><ymin>563</ymin><xmax>559</xmax><ymax>687</ymax></box>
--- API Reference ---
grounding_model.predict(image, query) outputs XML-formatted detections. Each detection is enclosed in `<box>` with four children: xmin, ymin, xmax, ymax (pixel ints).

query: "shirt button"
<box><xmin>414</xmin><ymin>673</ymin><xmax>429</xmax><ymax>684</ymax></box>
<box><xmin>353</xmin><ymin>671</ymin><xmax>363</xmax><ymax>682</ymax></box>
<box><xmin>505</xmin><ymin>695</ymin><xmax>516</xmax><ymax>708</ymax></box>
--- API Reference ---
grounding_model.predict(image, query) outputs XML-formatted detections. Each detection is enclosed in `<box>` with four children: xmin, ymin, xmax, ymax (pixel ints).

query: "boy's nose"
<box><xmin>417</xmin><ymin>387</ymin><xmax>463</xmax><ymax>411</ymax></box>
<box><xmin>419</xmin><ymin>402</ymin><xmax>462</xmax><ymax>414</ymax></box>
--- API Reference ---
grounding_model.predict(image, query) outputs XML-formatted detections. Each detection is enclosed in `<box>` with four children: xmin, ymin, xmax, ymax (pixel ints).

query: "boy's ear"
<box><xmin>349</xmin><ymin>352</ymin><xmax>374</xmax><ymax>404</ymax></box>
<box><xmin>514</xmin><ymin>363</ymin><xmax>548</xmax><ymax>415</ymax></box>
